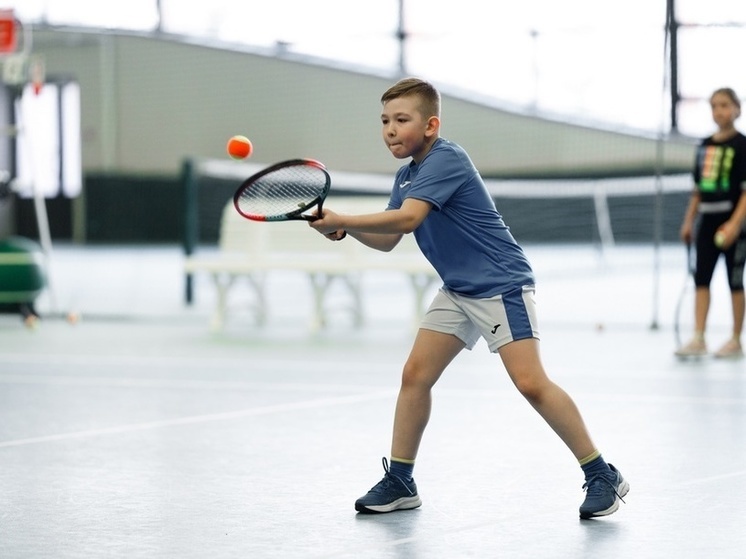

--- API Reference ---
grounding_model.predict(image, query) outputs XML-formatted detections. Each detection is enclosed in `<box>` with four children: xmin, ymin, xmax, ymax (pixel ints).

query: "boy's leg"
<box><xmin>355</xmin><ymin>328</ymin><xmax>464</xmax><ymax>514</ymax></box>
<box><xmin>498</xmin><ymin>338</ymin><xmax>628</xmax><ymax>518</ymax></box>
<box><xmin>498</xmin><ymin>338</ymin><xmax>595</xmax><ymax>459</ymax></box>
<box><xmin>391</xmin><ymin>328</ymin><xmax>466</xmax><ymax>460</ymax></box>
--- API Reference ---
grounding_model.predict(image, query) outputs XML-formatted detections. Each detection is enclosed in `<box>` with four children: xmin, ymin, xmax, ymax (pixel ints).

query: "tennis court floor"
<box><xmin>1</xmin><ymin>244</ymin><xmax>744</xmax><ymax>558</ymax></box>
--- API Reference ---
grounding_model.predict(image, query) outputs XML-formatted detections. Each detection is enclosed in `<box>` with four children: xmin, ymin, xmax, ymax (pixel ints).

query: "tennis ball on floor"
<box><xmin>714</xmin><ymin>230</ymin><xmax>726</xmax><ymax>248</ymax></box>
<box><xmin>227</xmin><ymin>135</ymin><xmax>253</xmax><ymax>159</ymax></box>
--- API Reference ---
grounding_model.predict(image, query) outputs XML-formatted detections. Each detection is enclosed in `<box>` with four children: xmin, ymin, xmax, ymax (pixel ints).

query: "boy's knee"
<box><xmin>400</xmin><ymin>359</ymin><xmax>438</xmax><ymax>390</ymax></box>
<box><xmin>511</xmin><ymin>372</ymin><xmax>549</xmax><ymax>403</ymax></box>
<box><xmin>515</xmin><ymin>380</ymin><xmax>542</xmax><ymax>402</ymax></box>
<box><xmin>401</xmin><ymin>361</ymin><xmax>421</xmax><ymax>386</ymax></box>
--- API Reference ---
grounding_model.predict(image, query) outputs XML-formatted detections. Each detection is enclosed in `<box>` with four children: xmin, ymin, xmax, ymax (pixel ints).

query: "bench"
<box><xmin>184</xmin><ymin>196</ymin><xmax>439</xmax><ymax>330</ymax></box>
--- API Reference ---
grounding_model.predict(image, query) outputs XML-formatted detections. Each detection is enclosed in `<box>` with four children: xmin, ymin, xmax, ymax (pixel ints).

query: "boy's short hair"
<box><xmin>381</xmin><ymin>77</ymin><xmax>441</xmax><ymax>119</ymax></box>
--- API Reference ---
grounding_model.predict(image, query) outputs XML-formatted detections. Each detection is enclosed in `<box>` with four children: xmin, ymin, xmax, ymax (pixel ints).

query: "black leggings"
<box><xmin>695</xmin><ymin>213</ymin><xmax>746</xmax><ymax>291</ymax></box>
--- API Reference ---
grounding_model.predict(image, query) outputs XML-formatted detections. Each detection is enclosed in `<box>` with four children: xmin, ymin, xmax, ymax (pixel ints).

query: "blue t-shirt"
<box><xmin>387</xmin><ymin>138</ymin><xmax>535</xmax><ymax>298</ymax></box>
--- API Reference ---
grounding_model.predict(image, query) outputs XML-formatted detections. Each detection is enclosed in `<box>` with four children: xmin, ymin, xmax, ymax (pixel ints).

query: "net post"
<box><xmin>182</xmin><ymin>157</ymin><xmax>197</xmax><ymax>304</ymax></box>
<box><xmin>649</xmin><ymin>132</ymin><xmax>668</xmax><ymax>331</ymax></box>
<box><xmin>592</xmin><ymin>185</ymin><xmax>614</xmax><ymax>251</ymax></box>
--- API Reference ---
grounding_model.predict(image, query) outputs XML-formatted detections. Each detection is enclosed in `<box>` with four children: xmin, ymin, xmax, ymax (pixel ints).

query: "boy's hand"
<box><xmin>309</xmin><ymin>208</ymin><xmax>343</xmax><ymax>236</ymax></box>
<box><xmin>324</xmin><ymin>230</ymin><xmax>347</xmax><ymax>241</ymax></box>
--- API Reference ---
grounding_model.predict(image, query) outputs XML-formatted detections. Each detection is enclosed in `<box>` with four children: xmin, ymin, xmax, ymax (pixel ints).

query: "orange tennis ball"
<box><xmin>227</xmin><ymin>135</ymin><xmax>253</xmax><ymax>159</ymax></box>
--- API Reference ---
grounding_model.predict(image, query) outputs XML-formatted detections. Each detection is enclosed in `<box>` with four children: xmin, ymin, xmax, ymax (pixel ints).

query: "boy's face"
<box><xmin>381</xmin><ymin>95</ymin><xmax>438</xmax><ymax>163</ymax></box>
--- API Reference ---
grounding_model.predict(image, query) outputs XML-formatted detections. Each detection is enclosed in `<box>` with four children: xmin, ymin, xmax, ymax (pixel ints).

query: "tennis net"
<box><xmin>182</xmin><ymin>156</ymin><xmax>692</xmax><ymax>249</ymax></box>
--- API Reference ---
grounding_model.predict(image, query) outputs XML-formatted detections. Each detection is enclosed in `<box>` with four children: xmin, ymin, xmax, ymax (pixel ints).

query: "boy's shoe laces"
<box><xmin>582</xmin><ymin>471</ymin><xmax>626</xmax><ymax>503</ymax></box>
<box><xmin>355</xmin><ymin>457</ymin><xmax>422</xmax><ymax>513</ymax></box>
<box><xmin>369</xmin><ymin>457</ymin><xmax>416</xmax><ymax>496</ymax></box>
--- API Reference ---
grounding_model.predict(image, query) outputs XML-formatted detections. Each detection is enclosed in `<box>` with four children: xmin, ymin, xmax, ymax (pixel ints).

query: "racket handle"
<box><xmin>301</xmin><ymin>199</ymin><xmax>324</xmax><ymax>221</ymax></box>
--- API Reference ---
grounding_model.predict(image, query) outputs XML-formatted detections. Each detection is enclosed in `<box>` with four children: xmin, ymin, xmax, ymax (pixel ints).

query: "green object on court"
<box><xmin>0</xmin><ymin>236</ymin><xmax>47</xmax><ymax>303</ymax></box>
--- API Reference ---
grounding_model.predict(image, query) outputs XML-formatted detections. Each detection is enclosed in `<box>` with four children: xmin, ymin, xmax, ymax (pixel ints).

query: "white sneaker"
<box><xmin>714</xmin><ymin>338</ymin><xmax>743</xmax><ymax>359</ymax></box>
<box><xmin>675</xmin><ymin>337</ymin><xmax>707</xmax><ymax>358</ymax></box>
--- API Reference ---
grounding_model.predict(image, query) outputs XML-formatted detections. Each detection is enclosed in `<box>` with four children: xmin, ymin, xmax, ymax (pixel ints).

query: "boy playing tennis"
<box><xmin>309</xmin><ymin>77</ymin><xmax>628</xmax><ymax>519</ymax></box>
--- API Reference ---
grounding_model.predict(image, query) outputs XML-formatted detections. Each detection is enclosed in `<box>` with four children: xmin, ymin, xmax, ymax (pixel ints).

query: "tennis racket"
<box><xmin>233</xmin><ymin>158</ymin><xmax>331</xmax><ymax>222</ymax></box>
<box><xmin>674</xmin><ymin>242</ymin><xmax>695</xmax><ymax>349</ymax></box>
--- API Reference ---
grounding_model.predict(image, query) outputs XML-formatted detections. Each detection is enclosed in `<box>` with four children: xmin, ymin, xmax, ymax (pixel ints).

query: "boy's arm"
<box><xmin>339</xmin><ymin>198</ymin><xmax>432</xmax><ymax>234</ymax></box>
<box><xmin>347</xmin><ymin>231</ymin><xmax>403</xmax><ymax>253</ymax></box>
<box><xmin>310</xmin><ymin>198</ymin><xmax>432</xmax><ymax>251</ymax></box>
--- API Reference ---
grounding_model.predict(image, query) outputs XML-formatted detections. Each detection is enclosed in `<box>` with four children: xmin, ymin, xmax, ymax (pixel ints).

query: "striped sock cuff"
<box><xmin>578</xmin><ymin>450</ymin><xmax>602</xmax><ymax>466</ymax></box>
<box><xmin>388</xmin><ymin>457</ymin><xmax>415</xmax><ymax>482</ymax></box>
<box><xmin>390</xmin><ymin>456</ymin><xmax>416</xmax><ymax>465</ymax></box>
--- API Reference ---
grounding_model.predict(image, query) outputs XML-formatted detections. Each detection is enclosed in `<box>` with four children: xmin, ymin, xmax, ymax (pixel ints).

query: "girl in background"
<box><xmin>677</xmin><ymin>88</ymin><xmax>746</xmax><ymax>359</ymax></box>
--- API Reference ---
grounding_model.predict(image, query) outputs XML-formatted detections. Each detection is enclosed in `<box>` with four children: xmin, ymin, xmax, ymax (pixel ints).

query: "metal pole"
<box><xmin>651</xmin><ymin>0</ymin><xmax>675</xmax><ymax>330</ymax></box>
<box><xmin>397</xmin><ymin>0</ymin><xmax>406</xmax><ymax>76</ymax></box>
<box><xmin>182</xmin><ymin>158</ymin><xmax>197</xmax><ymax>304</ymax></box>
<box><xmin>667</xmin><ymin>0</ymin><xmax>679</xmax><ymax>132</ymax></box>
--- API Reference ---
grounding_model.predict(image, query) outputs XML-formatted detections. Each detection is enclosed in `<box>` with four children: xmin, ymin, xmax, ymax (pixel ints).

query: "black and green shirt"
<box><xmin>694</xmin><ymin>132</ymin><xmax>746</xmax><ymax>211</ymax></box>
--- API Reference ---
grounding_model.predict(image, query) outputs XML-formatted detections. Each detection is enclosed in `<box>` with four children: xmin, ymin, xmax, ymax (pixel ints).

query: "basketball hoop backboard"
<box><xmin>0</xmin><ymin>8</ymin><xmax>40</xmax><ymax>91</ymax></box>
<box><xmin>0</xmin><ymin>9</ymin><xmax>17</xmax><ymax>55</ymax></box>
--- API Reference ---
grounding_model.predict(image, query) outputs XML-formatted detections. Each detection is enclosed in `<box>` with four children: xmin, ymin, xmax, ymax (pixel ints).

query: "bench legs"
<box><xmin>307</xmin><ymin>272</ymin><xmax>363</xmax><ymax>331</ymax></box>
<box><xmin>209</xmin><ymin>271</ymin><xmax>267</xmax><ymax>331</ymax></box>
<box><xmin>200</xmin><ymin>270</ymin><xmax>434</xmax><ymax>331</ymax></box>
<box><xmin>408</xmin><ymin>272</ymin><xmax>438</xmax><ymax>327</ymax></box>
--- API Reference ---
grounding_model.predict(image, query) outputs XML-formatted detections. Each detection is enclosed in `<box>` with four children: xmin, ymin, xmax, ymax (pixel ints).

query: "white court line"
<box><xmin>0</xmin><ymin>373</ymin><xmax>389</xmax><ymax>394</ymax></box>
<box><xmin>2</xmin><ymin>373</ymin><xmax>744</xmax><ymax>406</ymax></box>
<box><xmin>0</xmin><ymin>353</ymin><xmax>400</xmax><ymax>371</ymax></box>
<box><xmin>677</xmin><ymin>470</ymin><xmax>746</xmax><ymax>487</ymax></box>
<box><xmin>0</xmin><ymin>390</ymin><xmax>394</xmax><ymax>449</ymax></box>
<box><xmin>574</xmin><ymin>391</ymin><xmax>746</xmax><ymax>406</ymax></box>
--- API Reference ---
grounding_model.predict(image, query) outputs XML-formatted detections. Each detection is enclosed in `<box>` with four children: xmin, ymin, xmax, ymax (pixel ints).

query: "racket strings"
<box><xmin>236</xmin><ymin>165</ymin><xmax>328</xmax><ymax>218</ymax></box>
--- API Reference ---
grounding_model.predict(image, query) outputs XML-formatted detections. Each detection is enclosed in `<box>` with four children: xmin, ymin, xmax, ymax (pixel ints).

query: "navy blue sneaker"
<box><xmin>355</xmin><ymin>458</ymin><xmax>422</xmax><ymax>514</ymax></box>
<box><xmin>579</xmin><ymin>463</ymin><xmax>629</xmax><ymax>519</ymax></box>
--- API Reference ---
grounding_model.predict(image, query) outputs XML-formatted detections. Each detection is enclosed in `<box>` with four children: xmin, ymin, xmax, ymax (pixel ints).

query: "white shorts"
<box><xmin>420</xmin><ymin>285</ymin><xmax>540</xmax><ymax>353</ymax></box>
